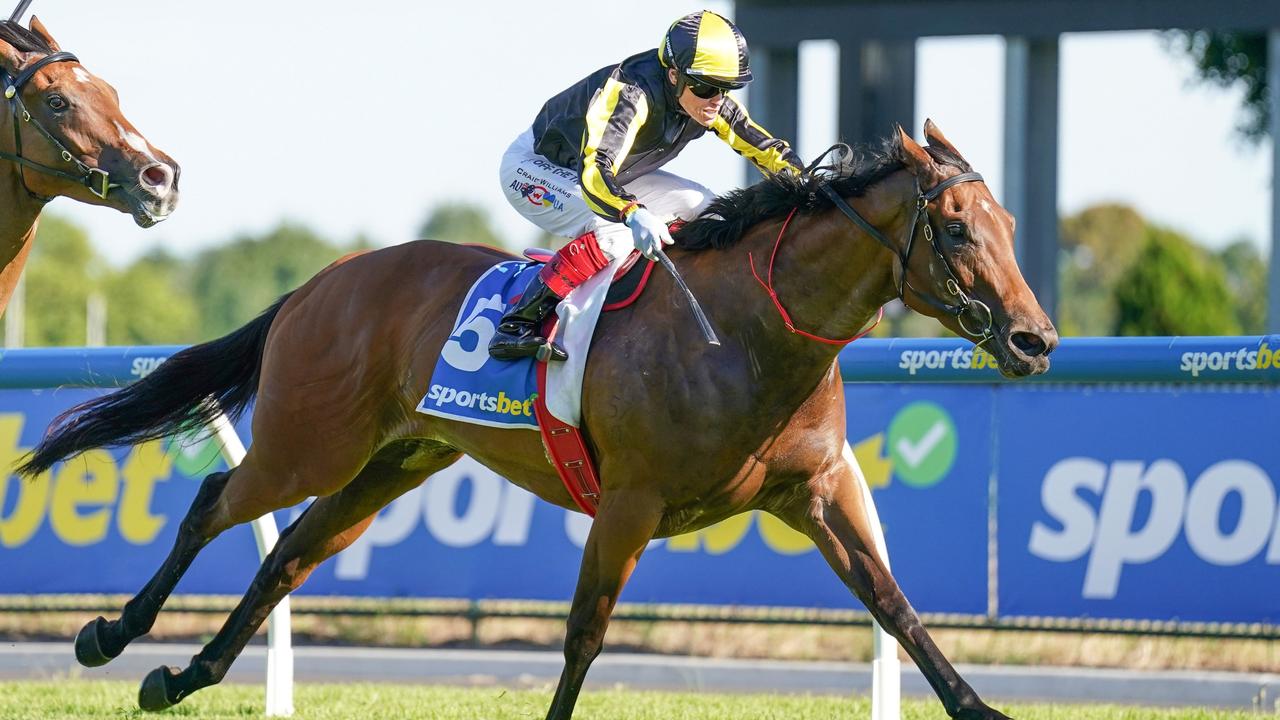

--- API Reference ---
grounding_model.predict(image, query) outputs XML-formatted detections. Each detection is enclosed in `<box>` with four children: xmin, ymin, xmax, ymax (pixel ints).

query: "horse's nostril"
<box><xmin>1011</xmin><ymin>331</ymin><xmax>1047</xmax><ymax>357</ymax></box>
<box><xmin>139</xmin><ymin>163</ymin><xmax>173</xmax><ymax>195</ymax></box>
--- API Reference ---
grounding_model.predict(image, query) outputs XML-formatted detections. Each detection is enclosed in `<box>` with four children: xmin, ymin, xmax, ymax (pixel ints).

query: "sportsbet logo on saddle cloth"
<box><xmin>418</xmin><ymin>261</ymin><xmax>543</xmax><ymax>429</ymax></box>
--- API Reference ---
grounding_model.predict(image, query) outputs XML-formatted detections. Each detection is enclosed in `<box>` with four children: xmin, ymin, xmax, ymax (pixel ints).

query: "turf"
<box><xmin>0</xmin><ymin>681</ymin><xmax>1265</xmax><ymax>720</ymax></box>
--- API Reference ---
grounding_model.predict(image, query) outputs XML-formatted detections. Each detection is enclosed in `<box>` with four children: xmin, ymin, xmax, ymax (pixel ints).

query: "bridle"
<box><xmin>814</xmin><ymin>146</ymin><xmax>995</xmax><ymax>342</ymax></box>
<box><xmin>0</xmin><ymin>50</ymin><xmax>117</xmax><ymax>200</ymax></box>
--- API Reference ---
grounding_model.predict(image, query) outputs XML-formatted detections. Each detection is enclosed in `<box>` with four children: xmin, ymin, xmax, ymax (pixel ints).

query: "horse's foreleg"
<box><xmin>545</xmin><ymin>490</ymin><xmax>664</xmax><ymax>720</ymax></box>
<box><xmin>775</xmin><ymin>448</ymin><xmax>1011</xmax><ymax>720</ymax></box>
<box><xmin>75</xmin><ymin>469</ymin><xmax>232</xmax><ymax>667</ymax></box>
<box><xmin>137</xmin><ymin>448</ymin><xmax>459</xmax><ymax>712</ymax></box>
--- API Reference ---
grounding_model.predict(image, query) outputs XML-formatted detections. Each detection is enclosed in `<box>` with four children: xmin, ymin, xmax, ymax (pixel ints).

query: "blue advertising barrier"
<box><xmin>1</xmin><ymin>337</ymin><xmax>1277</xmax><ymax>627</ymax></box>
<box><xmin>841</xmin><ymin>335</ymin><xmax>1280</xmax><ymax>383</ymax></box>
<box><xmin>3</xmin><ymin>336</ymin><xmax>1278</xmax><ymax>388</ymax></box>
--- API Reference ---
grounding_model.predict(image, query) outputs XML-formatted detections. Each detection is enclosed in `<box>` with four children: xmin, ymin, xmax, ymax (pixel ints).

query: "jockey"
<box><xmin>490</xmin><ymin>9</ymin><xmax>804</xmax><ymax>362</ymax></box>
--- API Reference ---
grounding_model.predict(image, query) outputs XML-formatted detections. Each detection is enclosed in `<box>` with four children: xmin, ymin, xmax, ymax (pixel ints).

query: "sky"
<box><xmin>9</xmin><ymin>1</ymin><xmax>1275</xmax><ymax>267</ymax></box>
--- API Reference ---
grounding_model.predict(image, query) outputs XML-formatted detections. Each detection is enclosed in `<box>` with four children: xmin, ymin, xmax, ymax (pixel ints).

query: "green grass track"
<box><xmin>0</xmin><ymin>681</ymin><xmax>1263</xmax><ymax>720</ymax></box>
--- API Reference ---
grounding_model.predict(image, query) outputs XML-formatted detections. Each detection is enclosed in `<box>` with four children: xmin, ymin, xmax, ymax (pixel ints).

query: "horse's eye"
<box><xmin>945</xmin><ymin>222</ymin><xmax>966</xmax><ymax>239</ymax></box>
<box><xmin>46</xmin><ymin>94</ymin><xmax>67</xmax><ymax>111</ymax></box>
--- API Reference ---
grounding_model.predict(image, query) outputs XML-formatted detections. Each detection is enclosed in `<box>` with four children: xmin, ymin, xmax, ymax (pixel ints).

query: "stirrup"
<box><xmin>535</xmin><ymin>341</ymin><xmax>568</xmax><ymax>362</ymax></box>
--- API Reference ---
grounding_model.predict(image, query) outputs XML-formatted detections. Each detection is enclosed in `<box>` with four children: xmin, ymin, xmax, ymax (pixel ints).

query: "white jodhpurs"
<box><xmin>499</xmin><ymin>128</ymin><xmax>714</xmax><ymax>260</ymax></box>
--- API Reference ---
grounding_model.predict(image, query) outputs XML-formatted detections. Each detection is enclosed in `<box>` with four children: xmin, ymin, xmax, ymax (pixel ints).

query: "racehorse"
<box><xmin>0</xmin><ymin>17</ymin><xmax>179</xmax><ymax>316</ymax></box>
<box><xmin>19</xmin><ymin>121</ymin><xmax>1056</xmax><ymax>720</ymax></box>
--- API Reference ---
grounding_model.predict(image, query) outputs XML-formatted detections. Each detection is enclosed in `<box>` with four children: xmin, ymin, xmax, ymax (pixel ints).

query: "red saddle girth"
<box><xmin>533</xmin><ymin>350</ymin><xmax>602</xmax><ymax>517</ymax></box>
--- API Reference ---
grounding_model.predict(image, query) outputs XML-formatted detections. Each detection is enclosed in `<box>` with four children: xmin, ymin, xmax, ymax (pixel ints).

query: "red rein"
<box><xmin>749</xmin><ymin>207</ymin><xmax>883</xmax><ymax>346</ymax></box>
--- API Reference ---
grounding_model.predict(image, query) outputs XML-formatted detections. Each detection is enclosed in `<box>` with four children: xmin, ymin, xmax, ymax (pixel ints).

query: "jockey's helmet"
<box><xmin>659</xmin><ymin>11</ymin><xmax>752</xmax><ymax>91</ymax></box>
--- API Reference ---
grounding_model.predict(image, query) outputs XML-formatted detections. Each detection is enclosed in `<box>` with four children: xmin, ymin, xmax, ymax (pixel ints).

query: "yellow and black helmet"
<box><xmin>659</xmin><ymin>10</ymin><xmax>752</xmax><ymax>91</ymax></box>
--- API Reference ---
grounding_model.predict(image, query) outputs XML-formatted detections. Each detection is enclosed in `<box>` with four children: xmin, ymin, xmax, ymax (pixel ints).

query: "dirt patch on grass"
<box><xmin>2</xmin><ymin>596</ymin><xmax>1274</xmax><ymax>673</ymax></box>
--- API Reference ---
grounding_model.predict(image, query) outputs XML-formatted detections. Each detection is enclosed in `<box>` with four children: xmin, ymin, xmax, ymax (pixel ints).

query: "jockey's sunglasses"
<box><xmin>684</xmin><ymin>75</ymin><xmax>727</xmax><ymax>99</ymax></box>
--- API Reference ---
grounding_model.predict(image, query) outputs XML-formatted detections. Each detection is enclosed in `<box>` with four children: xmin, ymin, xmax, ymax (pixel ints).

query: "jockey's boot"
<box><xmin>488</xmin><ymin>276</ymin><xmax>569</xmax><ymax>362</ymax></box>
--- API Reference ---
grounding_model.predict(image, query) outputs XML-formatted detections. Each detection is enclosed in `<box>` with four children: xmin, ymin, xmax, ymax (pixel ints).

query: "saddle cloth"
<box><xmin>416</xmin><ymin>252</ymin><xmax>653</xmax><ymax>430</ymax></box>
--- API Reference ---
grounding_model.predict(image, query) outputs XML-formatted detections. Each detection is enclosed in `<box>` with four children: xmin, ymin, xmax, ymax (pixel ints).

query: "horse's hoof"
<box><xmin>954</xmin><ymin>706</ymin><xmax>1014</xmax><ymax>720</ymax></box>
<box><xmin>138</xmin><ymin>666</ymin><xmax>181</xmax><ymax>712</ymax></box>
<box><xmin>74</xmin><ymin>616</ymin><xmax>116</xmax><ymax>667</ymax></box>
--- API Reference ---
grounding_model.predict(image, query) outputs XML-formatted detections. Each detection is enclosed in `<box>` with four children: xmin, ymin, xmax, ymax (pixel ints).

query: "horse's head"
<box><xmin>0</xmin><ymin>18</ymin><xmax>179</xmax><ymax>226</ymax></box>
<box><xmin>893</xmin><ymin>120</ymin><xmax>1057</xmax><ymax>377</ymax></box>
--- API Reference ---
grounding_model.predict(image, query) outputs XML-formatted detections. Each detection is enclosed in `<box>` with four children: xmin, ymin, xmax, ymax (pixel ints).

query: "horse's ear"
<box><xmin>0</xmin><ymin>36</ymin><xmax>21</xmax><ymax>74</ymax></box>
<box><xmin>895</xmin><ymin>123</ymin><xmax>934</xmax><ymax>177</ymax></box>
<box><xmin>923</xmin><ymin>118</ymin><xmax>965</xmax><ymax>161</ymax></box>
<box><xmin>29</xmin><ymin>16</ymin><xmax>61</xmax><ymax>53</ymax></box>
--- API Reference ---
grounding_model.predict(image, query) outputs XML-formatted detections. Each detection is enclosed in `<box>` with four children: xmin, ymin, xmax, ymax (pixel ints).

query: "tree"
<box><xmin>23</xmin><ymin>215</ymin><xmax>104</xmax><ymax>346</ymax></box>
<box><xmin>191</xmin><ymin>222</ymin><xmax>344</xmax><ymax>339</ymax></box>
<box><xmin>104</xmin><ymin>249</ymin><xmax>200</xmax><ymax>344</ymax></box>
<box><xmin>1166</xmin><ymin>31</ymin><xmax>1269</xmax><ymax>142</ymax></box>
<box><xmin>417</xmin><ymin>202</ymin><xmax>508</xmax><ymax>250</ymax></box>
<box><xmin>1217</xmin><ymin>239</ymin><xmax>1268</xmax><ymax>334</ymax></box>
<box><xmin>1112</xmin><ymin>226</ymin><xmax>1241</xmax><ymax>336</ymax></box>
<box><xmin>1057</xmin><ymin>204</ymin><xmax>1148</xmax><ymax>336</ymax></box>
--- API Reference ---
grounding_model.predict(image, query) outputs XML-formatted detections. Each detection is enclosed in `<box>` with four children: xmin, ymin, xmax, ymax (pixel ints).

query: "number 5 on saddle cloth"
<box><xmin>416</xmin><ymin>233</ymin><xmax>655</xmax><ymax>515</ymax></box>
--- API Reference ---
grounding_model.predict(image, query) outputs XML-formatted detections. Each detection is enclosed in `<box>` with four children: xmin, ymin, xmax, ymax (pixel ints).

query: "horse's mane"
<box><xmin>673</xmin><ymin>134</ymin><xmax>976</xmax><ymax>251</ymax></box>
<box><xmin>0</xmin><ymin>21</ymin><xmax>52</xmax><ymax>54</ymax></box>
<box><xmin>674</xmin><ymin>135</ymin><xmax>907</xmax><ymax>251</ymax></box>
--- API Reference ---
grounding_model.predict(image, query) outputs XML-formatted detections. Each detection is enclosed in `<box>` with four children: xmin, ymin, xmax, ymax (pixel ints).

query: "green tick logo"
<box><xmin>886</xmin><ymin>401</ymin><xmax>957</xmax><ymax>488</ymax></box>
<box><xmin>167</xmin><ymin>431</ymin><xmax>225</xmax><ymax>477</ymax></box>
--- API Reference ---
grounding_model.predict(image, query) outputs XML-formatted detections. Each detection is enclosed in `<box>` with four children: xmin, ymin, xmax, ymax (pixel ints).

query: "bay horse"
<box><xmin>0</xmin><ymin>18</ymin><xmax>179</xmax><ymax>317</ymax></box>
<box><xmin>19</xmin><ymin>121</ymin><xmax>1056</xmax><ymax>719</ymax></box>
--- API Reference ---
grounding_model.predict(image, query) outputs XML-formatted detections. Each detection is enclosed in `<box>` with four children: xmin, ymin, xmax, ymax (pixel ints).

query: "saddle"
<box><xmin>522</xmin><ymin>247</ymin><xmax>655</xmax><ymax>312</ymax></box>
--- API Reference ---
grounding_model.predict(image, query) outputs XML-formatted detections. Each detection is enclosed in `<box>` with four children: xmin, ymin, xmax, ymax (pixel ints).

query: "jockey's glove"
<box><xmin>625</xmin><ymin>207</ymin><xmax>674</xmax><ymax>261</ymax></box>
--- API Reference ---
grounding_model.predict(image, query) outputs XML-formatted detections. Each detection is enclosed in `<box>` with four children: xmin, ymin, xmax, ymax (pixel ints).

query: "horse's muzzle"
<box><xmin>996</xmin><ymin>321</ymin><xmax>1058</xmax><ymax>378</ymax></box>
<box><xmin>131</xmin><ymin>193</ymin><xmax>177</xmax><ymax>227</ymax></box>
<box><xmin>127</xmin><ymin>160</ymin><xmax>180</xmax><ymax>227</ymax></box>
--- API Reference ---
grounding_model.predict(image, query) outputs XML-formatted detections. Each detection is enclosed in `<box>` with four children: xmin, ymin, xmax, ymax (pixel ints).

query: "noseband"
<box><xmin>0</xmin><ymin>51</ymin><xmax>117</xmax><ymax>200</ymax></box>
<box><xmin>817</xmin><ymin>158</ymin><xmax>994</xmax><ymax>341</ymax></box>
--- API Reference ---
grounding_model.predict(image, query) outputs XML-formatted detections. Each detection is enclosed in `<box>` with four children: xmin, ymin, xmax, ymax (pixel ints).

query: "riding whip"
<box><xmin>8</xmin><ymin>0</ymin><xmax>33</xmax><ymax>23</ymax></box>
<box><xmin>654</xmin><ymin>248</ymin><xmax>720</xmax><ymax>347</ymax></box>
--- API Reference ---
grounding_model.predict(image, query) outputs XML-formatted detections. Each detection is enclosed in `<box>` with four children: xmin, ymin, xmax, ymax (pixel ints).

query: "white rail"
<box><xmin>210</xmin><ymin>412</ymin><xmax>294</xmax><ymax>717</ymax></box>
<box><xmin>847</xmin><ymin>441</ymin><xmax>902</xmax><ymax>720</ymax></box>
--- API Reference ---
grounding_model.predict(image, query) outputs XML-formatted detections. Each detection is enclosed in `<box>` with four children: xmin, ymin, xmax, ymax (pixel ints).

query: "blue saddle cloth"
<box><xmin>416</xmin><ymin>260</ymin><xmax>542</xmax><ymax>430</ymax></box>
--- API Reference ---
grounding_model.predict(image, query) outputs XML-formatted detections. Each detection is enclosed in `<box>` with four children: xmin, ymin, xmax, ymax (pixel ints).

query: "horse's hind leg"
<box><xmin>137</xmin><ymin>442</ymin><xmax>461</xmax><ymax>712</ymax></box>
<box><xmin>77</xmin><ymin>431</ymin><xmax>359</xmax><ymax>668</ymax></box>
<box><xmin>75</xmin><ymin>468</ymin><xmax>233</xmax><ymax>666</ymax></box>
<box><xmin>773</xmin><ymin>444</ymin><xmax>1011</xmax><ymax>720</ymax></box>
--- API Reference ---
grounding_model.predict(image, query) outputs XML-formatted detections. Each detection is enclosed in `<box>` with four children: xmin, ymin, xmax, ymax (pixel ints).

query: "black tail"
<box><xmin>15</xmin><ymin>293</ymin><xmax>293</xmax><ymax>478</ymax></box>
